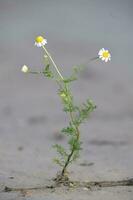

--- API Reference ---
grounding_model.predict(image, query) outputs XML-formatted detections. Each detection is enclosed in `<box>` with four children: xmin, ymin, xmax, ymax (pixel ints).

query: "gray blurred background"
<box><xmin>0</xmin><ymin>0</ymin><xmax>133</xmax><ymax>187</ymax></box>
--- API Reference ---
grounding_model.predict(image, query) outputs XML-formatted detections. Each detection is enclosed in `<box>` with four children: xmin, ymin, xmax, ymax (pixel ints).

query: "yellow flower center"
<box><xmin>35</xmin><ymin>36</ymin><xmax>44</xmax><ymax>43</ymax></box>
<box><xmin>102</xmin><ymin>51</ymin><xmax>110</xmax><ymax>58</ymax></box>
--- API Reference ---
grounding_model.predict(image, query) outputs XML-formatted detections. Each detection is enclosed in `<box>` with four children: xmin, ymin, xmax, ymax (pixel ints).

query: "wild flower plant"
<box><xmin>21</xmin><ymin>36</ymin><xmax>111</xmax><ymax>181</ymax></box>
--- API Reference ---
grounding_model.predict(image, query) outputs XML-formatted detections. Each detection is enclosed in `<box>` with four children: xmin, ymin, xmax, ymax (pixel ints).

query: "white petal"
<box><xmin>99</xmin><ymin>48</ymin><xmax>104</xmax><ymax>53</ymax></box>
<box><xmin>21</xmin><ymin>65</ymin><xmax>29</xmax><ymax>73</ymax></box>
<box><xmin>98</xmin><ymin>49</ymin><xmax>104</xmax><ymax>55</ymax></box>
<box><xmin>102</xmin><ymin>57</ymin><xmax>105</xmax><ymax>61</ymax></box>
<box><xmin>38</xmin><ymin>43</ymin><xmax>42</xmax><ymax>47</ymax></box>
<box><xmin>105</xmin><ymin>58</ymin><xmax>108</xmax><ymax>62</ymax></box>
<box><xmin>35</xmin><ymin>42</ymin><xmax>42</xmax><ymax>47</ymax></box>
<box><xmin>42</xmin><ymin>39</ymin><xmax>47</xmax><ymax>45</ymax></box>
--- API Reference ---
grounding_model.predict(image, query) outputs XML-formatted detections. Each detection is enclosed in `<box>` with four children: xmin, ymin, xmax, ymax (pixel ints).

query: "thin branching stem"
<box><xmin>60</xmin><ymin>83</ymin><xmax>80</xmax><ymax>176</ymax></box>
<box><xmin>42</xmin><ymin>46</ymin><xmax>64</xmax><ymax>80</ymax></box>
<box><xmin>42</xmin><ymin>45</ymin><xmax>80</xmax><ymax>178</ymax></box>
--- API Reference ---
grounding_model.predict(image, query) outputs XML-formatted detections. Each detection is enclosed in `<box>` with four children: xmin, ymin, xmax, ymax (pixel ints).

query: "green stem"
<box><xmin>61</xmin><ymin>146</ymin><xmax>75</xmax><ymax>176</ymax></box>
<box><xmin>61</xmin><ymin>128</ymin><xmax>80</xmax><ymax>177</ymax></box>
<box><xmin>42</xmin><ymin>45</ymin><xmax>80</xmax><ymax>177</ymax></box>
<box><xmin>61</xmin><ymin>83</ymin><xmax>80</xmax><ymax>177</ymax></box>
<box><xmin>64</xmin><ymin>83</ymin><xmax>80</xmax><ymax>138</ymax></box>
<box><xmin>42</xmin><ymin>45</ymin><xmax>64</xmax><ymax>80</ymax></box>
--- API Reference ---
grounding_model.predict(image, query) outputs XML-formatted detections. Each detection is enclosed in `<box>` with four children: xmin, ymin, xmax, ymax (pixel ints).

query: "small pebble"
<box><xmin>83</xmin><ymin>187</ymin><xmax>89</xmax><ymax>191</ymax></box>
<box><xmin>69</xmin><ymin>183</ymin><xmax>74</xmax><ymax>187</ymax></box>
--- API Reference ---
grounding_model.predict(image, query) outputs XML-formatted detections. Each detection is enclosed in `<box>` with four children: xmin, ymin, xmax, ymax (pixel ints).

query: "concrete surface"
<box><xmin>0</xmin><ymin>0</ymin><xmax>133</xmax><ymax>199</ymax></box>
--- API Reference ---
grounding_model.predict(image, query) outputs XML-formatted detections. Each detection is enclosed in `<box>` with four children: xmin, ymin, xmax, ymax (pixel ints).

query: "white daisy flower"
<box><xmin>35</xmin><ymin>36</ymin><xmax>47</xmax><ymax>47</ymax></box>
<box><xmin>98</xmin><ymin>48</ymin><xmax>111</xmax><ymax>62</ymax></box>
<box><xmin>21</xmin><ymin>65</ymin><xmax>29</xmax><ymax>73</ymax></box>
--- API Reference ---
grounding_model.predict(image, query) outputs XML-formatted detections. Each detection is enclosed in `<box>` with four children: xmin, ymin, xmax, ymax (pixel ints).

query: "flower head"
<box><xmin>21</xmin><ymin>65</ymin><xmax>29</xmax><ymax>73</ymax></box>
<box><xmin>98</xmin><ymin>48</ymin><xmax>111</xmax><ymax>62</ymax></box>
<box><xmin>35</xmin><ymin>36</ymin><xmax>47</xmax><ymax>47</ymax></box>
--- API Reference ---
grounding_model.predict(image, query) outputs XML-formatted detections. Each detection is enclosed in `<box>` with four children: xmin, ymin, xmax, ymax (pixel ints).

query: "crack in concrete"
<box><xmin>2</xmin><ymin>178</ymin><xmax>133</xmax><ymax>194</ymax></box>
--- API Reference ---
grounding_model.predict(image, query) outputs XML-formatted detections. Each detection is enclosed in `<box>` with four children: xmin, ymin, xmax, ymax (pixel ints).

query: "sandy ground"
<box><xmin>0</xmin><ymin>0</ymin><xmax>133</xmax><ymax>199</ymax></box>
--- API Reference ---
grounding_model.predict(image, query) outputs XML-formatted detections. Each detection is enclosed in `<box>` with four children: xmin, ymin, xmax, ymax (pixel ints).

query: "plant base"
<box><xmin>53</xmin><ymin>171</ymin><xmax>70</xmax><ymax>186</ymax></box>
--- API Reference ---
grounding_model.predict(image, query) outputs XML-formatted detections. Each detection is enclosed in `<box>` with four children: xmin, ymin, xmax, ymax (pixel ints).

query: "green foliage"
<box><xmin>43</xmin><ymin>64</ymin><xmax>54</xmax><ymax>78</ymax></box>
<box><xmin>63</xmin><ymin>76</ymin><xmax>77</xmax><ymax>83</ymax></box>
<box><xmin>55</xmin><ymin>84</ymin><xmax>96</xmax><ymax>171</ymax></box>
<box><xmin>53</xmin><ymin>144</ymin><xmax>68</xmax><ymax>167</ymax></box>
<box><xmin>59</xmin><ymin>88</ymin><xmax>76</xmax><ymax>113</ymax></box>
<box><xmin>68</xmin><ymin>137</ymin><xmax>82</xmax><ymax>163</ymax></box>
<box><xmin>26</xmin><ymin>43</ymin><xmax>96</xmax><ymax>175</ymax></box>
<box><xmin>53</xmin><ymin>144</ymin><xmax>68</xmax><ymax>158</ymax></box>
<box><xmin>62</xmin><ymin>65</ymin><xmax>85</xmax><ymax>84</ymax></box>
<box><xmin>68</xmin><ymin>137</ymin><xmax>82</xmax><ymax>151</ymax></box>
<box><xmin>72</xmin><ymin>64</ymin><xmax>85</xmax><ymax>76</ymax></box>
<box><xmin>70</xmin><ymin>149</ymin><xmax>80</xmax><ymax>163</ymax></box>
<box><xmin>53</xmin><ymin>158</ymin><xmax>64</xmax><ymax>167</ymax></box>
<box><xmin>42</xmin><ymin>64</ymin><xmax>96</xmax><ymax>171</ymax></box>
<box><xmin>61</xmin><ymin>124</ymin><xmax>76</xmax><ymax>136</ymax></box>
<box><xmin>74</xmin><ymin>99</ymin><xmax>96</xmax><ymax>126</ymax></box>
